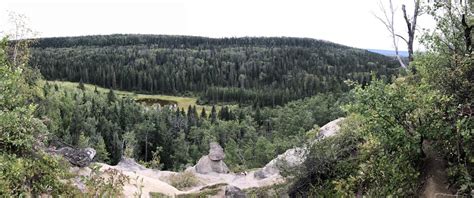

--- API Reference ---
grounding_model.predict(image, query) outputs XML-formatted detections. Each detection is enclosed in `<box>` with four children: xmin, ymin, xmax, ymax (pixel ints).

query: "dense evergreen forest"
<box><xmin>38</xmin><ymin>82</ymin><xmax>345</xmax><ymax>170</ymax></box>
<box><xmin>29</xmin><ymin>35</ymin><xmax>400</xmax><ymax>106</ymax></box>
<box><xmin>1</xmin><ymin>1</ymin><xmax>472</xmax><ymax>196</ymax></box>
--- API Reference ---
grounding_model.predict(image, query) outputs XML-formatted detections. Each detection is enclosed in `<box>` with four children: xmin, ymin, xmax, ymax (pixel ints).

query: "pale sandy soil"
<box><xmin>73</xmin><ymin>118</ymin><xmax>344</xmax><ymax>197</ymax></box>
<box><xmin>79</xmin><ymin>159</ymin><xmax>284</xmax><ymax>197</ymax></box>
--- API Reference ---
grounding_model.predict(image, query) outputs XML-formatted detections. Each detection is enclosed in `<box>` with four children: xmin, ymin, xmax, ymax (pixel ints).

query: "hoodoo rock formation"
<box><xmin>194</xmin><ymin>142</ymin><xmax>230</xmax><ymax>174</ymax></box>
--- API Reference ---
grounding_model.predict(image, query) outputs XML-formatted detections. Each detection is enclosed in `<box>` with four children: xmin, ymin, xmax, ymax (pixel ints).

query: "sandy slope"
<box><xmin>74</xmin><ymin>118</ymin><xmax>344</xmax><ymax>197</ymax></box>
<box><xmin>93</xmin><ymin>159</ymin><xmax>284</xmax><ymax>197</ymax></box>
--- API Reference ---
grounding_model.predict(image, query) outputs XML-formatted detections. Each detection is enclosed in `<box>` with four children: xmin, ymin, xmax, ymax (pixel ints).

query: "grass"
<box><xmin>244</xmin><ymin>183</ymin><xmax>288</xmax><ymax>197</ymax></box>
<box><xmin>47</xmin><ymin>80</ymin><xmax>215</xmax><ymax>112</ymax></box>
<box><xmin>175</xmin><ymin>183</ymin><xmax>227</xmax><ymax>198</ymax></box>
<box><xmin>149</xmin><ymin>183</ymin><xmax>227</xmax><ymax>198</ymax></box>
<box><xmin>168</xmin><ymin>171</ymin><xmax>199</xmax><ymax>190</ymax></box>
<box><xmin>149</xmin><ymin>192</ymin><xmax>172</xmax><ymax>198</ymax></box>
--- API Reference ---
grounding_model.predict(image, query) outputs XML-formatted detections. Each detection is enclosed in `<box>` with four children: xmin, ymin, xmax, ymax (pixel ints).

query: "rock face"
<box><xmin>117</xmin><ymin>157</ymin><xmax>147</xmax><ymax>171</ymax></box>
<box><xmin>195</xmin><ymin>155</ymin><xmax>230</xmax><ymax>174</ymax></box>
<box><xmin>225</xmin><ymin>185</ymin><xmax>247</xmax><ymax>198</ymax></box>
<box><xmin>255</xmin><ymin>118</ymin><xmax>345</xmax><ymax>179</ymax></box>
<box><xmin>194</xmin><ymin>142</ymin><xmax>230</xmax><ymax>174</ymax></box>
<box><xmin>50</xmin><ymin>147</ymin><xmax>96</xmax><ymax>167</ymax></box>
<box><xmin>209</xmin><ymin>142</ymin><xmax>225</xmax><ymax>161</ymax></box>
<box><xmin>254</xmin><ymin>147</ymin><xmax>306</xmax><ymax>179</ymax></box>
<box><xmin>317</xmin><ymin>117</ymin><xmax>346</xmax><ymax>139</ymax></box>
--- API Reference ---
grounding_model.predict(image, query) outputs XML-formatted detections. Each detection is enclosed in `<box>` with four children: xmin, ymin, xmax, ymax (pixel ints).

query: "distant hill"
<box><xmin>367</xmin><ymin>49</ymin><xmax>409</xmax><ymax>57</ymax></box>
<box><xmin>29</xmin><ymin>34</ymin><xmax>400</xmax><ymax>106</ymax></box>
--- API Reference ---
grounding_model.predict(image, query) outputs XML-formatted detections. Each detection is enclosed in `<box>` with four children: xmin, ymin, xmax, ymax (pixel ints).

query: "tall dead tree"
<box><xmin>402</xmin><ymin>0</ymin><xmax>421</xmax><ymax>62</ymax></box>
<box><xmin>6</xmin><ymin>12</ymin><xmax>37</xmax><ymax>67</ymax></box>
<box><xmin>375</xmin><ymin>0</ymin><xmax>422</xmax><ymax>68</ymax></box>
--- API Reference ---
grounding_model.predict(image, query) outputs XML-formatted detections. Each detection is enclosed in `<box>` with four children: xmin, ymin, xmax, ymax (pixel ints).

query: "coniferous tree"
<box><xmin>30</xmin><ymin>35</ymin><xmax>399</xmax><ymax>106</ymax></box>
<box><xmin>200</xmin><ymin>108</ymin><xmax>207</xmax><ymax>119</ymax></box>
<box><xmin>78</xmin><ymin>79</ymin><xmax>85</xmax><ymax>90</ymax></box>
<box><xmin>107</xmin><ymin>88</ymin><xmax>116</xmax><ymax>103</ymax></box>
<box><xmin>210</xmin><ymin>105</ymin><xmax>217</xmax><ymax>124</ymax></box>
<box><xmin>93</xmin><ymin>135</ymin><xmax>110</xmax><ymax>163</ymax></box>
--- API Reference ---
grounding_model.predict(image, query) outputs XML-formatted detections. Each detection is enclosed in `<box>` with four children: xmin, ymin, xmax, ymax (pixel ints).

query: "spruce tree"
<box><xmin>107</xmin><ymin>88</ymin><xmax>116</xmax><ymax>103</ymax></box>
<box><xmin>78</xmin><ymin>79</ymin><xmax>85</xmax><ymax>90</ymax></box>
<box><xmin>200</xmin><ymin>108</ymin><xmax>207</xmax><ymax>119</ymax></box>
<box><xmin>210</xmin><ymin>105</ymin><xmax>217</xmax><ymax>124</ymax></box>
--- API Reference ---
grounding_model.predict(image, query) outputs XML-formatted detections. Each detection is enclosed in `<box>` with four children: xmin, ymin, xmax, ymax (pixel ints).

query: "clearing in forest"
<box><xmin>47</xmin><ymin>80</ymin><xmax>215</xmax><ymax>112</ymax></box>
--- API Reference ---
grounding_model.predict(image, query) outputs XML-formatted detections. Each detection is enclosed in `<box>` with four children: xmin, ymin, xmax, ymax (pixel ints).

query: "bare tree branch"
<box><xmin>375</xmin><ymin>0</ymin><xmax>407</xmax><ymax>68</ymax></box>
<box><xmin>396</xmin><ymin>34</ymin><xmax>409</xmax><ymax>44</ymax></box>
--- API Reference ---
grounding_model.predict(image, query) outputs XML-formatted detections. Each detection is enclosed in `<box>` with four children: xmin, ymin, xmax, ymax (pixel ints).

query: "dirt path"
<box><xmin>420</xmin><ymin>141</ymin><xmax>455</xmax><ymax>198</ymax></box>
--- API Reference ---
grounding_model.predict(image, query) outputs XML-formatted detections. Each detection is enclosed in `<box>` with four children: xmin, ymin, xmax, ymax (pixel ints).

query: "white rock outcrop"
<box><xmin>194</xmin><ymin>142</ymin><xmax>230</xmax><ymax>174</ymax></box>
<box><xmin>255</xmin><ymin>117</ymin><xmax>346</xmax><ymax>179</ymax></box>
<box><xmin>317</xmin><ymin>117</ymin><xmax>346</xmax><ymax>139</ymax></box>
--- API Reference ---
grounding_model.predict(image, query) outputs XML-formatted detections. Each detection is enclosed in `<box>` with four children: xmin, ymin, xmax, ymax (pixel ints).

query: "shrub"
<box><xmin>286</xmin><ymin>116</ymin><xmax>363</xmax><ymax>197</ymax></box>
<box><xmin>81</xmin><ymin>164</ymin><xmax>130</xmax><ymax>197</ymax></box>
<box><xmin>169</xmin><ymin>171</ymin><xmax>199</xmax><ymax>190</ymax></box>
<box><xmin>0</xmin><ymin>153</ymin><xmax>78</xmax><ymax>196</ymax></box>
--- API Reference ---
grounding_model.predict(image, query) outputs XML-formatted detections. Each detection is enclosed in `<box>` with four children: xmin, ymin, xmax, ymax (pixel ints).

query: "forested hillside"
<box><xmin>1</xmin><ymin>0</ymin><xmax>472</xmax><ymax>196</ymax></box>
<box><xmin>29</xmin><ymin>35</ymin><xmax>399</xmax><ymax>106</ymax></box>
<box><xmin>38</xmin><ymin>81</ymin><xmax>346</xmax><ymax>170</ymax></box>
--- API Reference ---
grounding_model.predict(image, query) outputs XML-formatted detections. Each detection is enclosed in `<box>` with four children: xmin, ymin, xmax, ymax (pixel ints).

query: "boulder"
<box><xmin>225</xmin><ymin>185</ymin><xmax>247</xmax><ymax>198</ymax></box>
<box><xmin>208</xmin><ymin>142</ymin><xmax>225</xmax><ymax>161</ymax></box>
<box><xmin>255</xmin><ymin>147</ymin><xmax>306</xmax><ymax>179</ymax></box>
<box><xmin>50</xmin><ymin>147</ymin><xmax>96</xmax><ymax>167</ymax></box>
<box><xmin>117</xmin><ymin>157</ymin><xmax>147</xmax><ymax>171</ymax></box>
<box><xmin>255</xmin><ymin>118</ymin><xmax>345</xmax><ymax>180</ymax></box>
<box><xmin>194</xmin><ymin>142</ymin><xmax>230</xmax><ymax>174</ymax></box>
<box><xmin>316</xmin><ymin>117</ymin><xmax>345</xmax><ymax>140</ymax></box>
<box><xmin>195</xmin><ymin>155</ymin><xmax>230</xmax><ymax>174</ymax></box>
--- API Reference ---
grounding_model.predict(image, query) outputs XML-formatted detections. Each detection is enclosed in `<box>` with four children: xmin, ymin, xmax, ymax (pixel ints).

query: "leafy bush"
<box><xmin>176</xmin><ymin>183</ymin><xmax>227</xmax><ymax>198</ymax></box>
<box><xmin>81</xmin><ymin>164</ymin><xmax>130</xmax><ymax>197</ymax></box>
<box><xmin>244</xmin><ymin>183</ymin><xmax>288</xmax><ymax>197</ymax></box>
<box><xmin>0</xmin><ymin>153</ymin><xmax>77</xmax><ymax>196</ymax></box>
<box><xmin>168</xmin><ymin>171</ymin><xmax>199</xmax><ymax>190</ymax></box>
<box><xmin>0</xmin><ymin>38</ymin><xmax>77</xmax><ymax>196</ymax></box>
<box><xmin>286</xmin><ymin>116</ymin><xmax>363</xmax><ymax>197</ymax></box>
<box><xmin>334</xmin><ymin>137</ymin><xmax>420</xmax><ymax>196</ymax></box>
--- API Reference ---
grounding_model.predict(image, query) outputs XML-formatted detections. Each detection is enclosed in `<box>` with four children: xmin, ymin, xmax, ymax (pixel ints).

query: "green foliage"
<box><xmin>30</xmin><ymin>34</ymin><xmax>399</xmax><ymax>106</ymax></box>
<box><xmin>92</xmin><ymin>135</ymin><xmax>110</xmax><ymax>163</ymax></box>
<box><xmin>244</xmin><ymin>183</ymin><xmax>288</xmax><ymax>197</ymax></box>
<box><xmin>415</xmin><ymin>1</ymin><xmax>474</xmax><ymax>194</ymax></box>
<box><xmin>81</xmin><ymin>164</ymin><xmax>130</xmax><ymax>197</ymax></box>
<box><xmin>150</xmin><ymin>192</ymin><xmax>171</xmax><ymax>198</ymax></box>
<box><xmin>78</xmin><ymin>132</ymin><xmax>90</xmax><ymax>148</ymax></box>
<box><xmin>253</xmin><ymin>137</ymin><xmax>276</xmax><ymax>167</ymax></box>
<box><xmin>107</xmin><ymin>88</ymin><xmax>116</xmax><ymax>103</ymax></box>
<box><xmin>33</xmin><ymin>39</ymin><xmax>350</xmax><ymax>173</ymax></box>
<box><xmin>78</xmin><ymin>80</ymin><xmax>85</xmax><ymax>90</ymax></box>
<box><xmin>123</xmin><ymin>131</ymin><xmax>138</xmax><ymax>158</ymax></box>
<box><xmin>0</xmin><ymin>38</ymin><xmax>75</xmax><ymax>196</ymax></box>
<box><xmin>305</xmin><ymin>125</ymin><xmax>319</xmax><ymax>140</ymax></box>
<box><xmin>174</xmin><ymin>183</ymin><xmax>227</xmax><ymax>198</ymax></box>
<box><xmin>287</xmin><ymin>116</ymin><xmax>363</xmax><ymax>197</ymax></box>
<box><xmin>0</xmin><ymin>153</ymin><xmax>77</xmax><ymax>196</ymax></box>
<box><xmin>339</xmin><ymin>78</ymin><xmax>433</xmax><ymax>196</ymax></box>
<box><xmin>334</xmin><ymin>136</ymin><xmax>419</xmax><ymax>196</ymax></box>
<box><xmin>144</xmin><ymin>146</ymin><xmax>164</xmax><ymax>170</ymax></box>
<box><xmin>346</xmin><ymin>77</ymin><xmax>426</xmax><ymax>156</ymax></box>
<box><xmin>289</xmin><ymin>2</ymin><xmax>473</xmax><ymax>195</ymax></box>
<box><xmin>224</xmin><ymin>139</ymin><xmax>242</xmax><ymax>171</ymax></box>
<box><xmin>168</xmin><ymin>171</ymin><xmax>199</xmax><ymax>190</ymax></box>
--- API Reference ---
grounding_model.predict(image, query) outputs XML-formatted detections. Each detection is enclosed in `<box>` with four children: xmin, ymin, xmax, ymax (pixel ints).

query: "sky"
<box><xmin>1</xmin><ymin>0</ymin><xmax>434</xmax><ymax>50</ymax></box>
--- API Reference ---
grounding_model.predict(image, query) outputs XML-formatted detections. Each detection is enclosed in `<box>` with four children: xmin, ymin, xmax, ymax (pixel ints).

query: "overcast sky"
<box><xmin>1</xmin><ymin>0</ymin><xmax>434</xmax><ymax>50</ymax></box>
